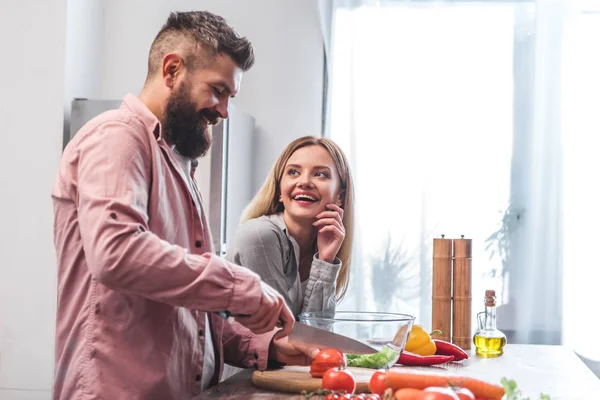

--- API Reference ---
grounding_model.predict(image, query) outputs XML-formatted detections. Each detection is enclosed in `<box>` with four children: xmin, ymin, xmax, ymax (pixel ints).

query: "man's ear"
<box><xmin>162</xmin><ymin>53</ymin><xmax>183</xmax><ymax>89</ymax></box>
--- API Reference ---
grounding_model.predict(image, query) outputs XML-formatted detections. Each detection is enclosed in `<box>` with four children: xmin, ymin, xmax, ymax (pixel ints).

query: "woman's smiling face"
<box><xmin>279</xmin><ymin>145</ymin><xmax>343</xmax><ymax>220</ymax></box>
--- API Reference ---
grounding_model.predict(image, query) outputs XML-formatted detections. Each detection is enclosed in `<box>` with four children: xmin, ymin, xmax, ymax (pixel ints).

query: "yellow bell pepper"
<box><xmin>404</xmin><ymin>325</ymin><xmax>442</xmax><ymax>356</ymax></box>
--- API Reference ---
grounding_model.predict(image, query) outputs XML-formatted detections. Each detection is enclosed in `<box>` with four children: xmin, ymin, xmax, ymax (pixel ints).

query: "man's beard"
<box><xmin>163</xmin><ymin>82</ymin><xmax>220</xmax><ymax>159</ymax></box>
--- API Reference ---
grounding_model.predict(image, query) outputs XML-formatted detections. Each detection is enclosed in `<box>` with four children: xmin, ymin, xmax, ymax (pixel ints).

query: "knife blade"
<box><xmin>288</xmin><ymin>322</ymin><xmax>378</xmax><ymax>355</ymax></box>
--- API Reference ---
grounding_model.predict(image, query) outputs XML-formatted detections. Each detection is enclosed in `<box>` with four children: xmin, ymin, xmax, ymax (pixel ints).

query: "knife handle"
<box><xmin>216</xmin><ymin>311</ymin><xmax>289</xmax><ymax>327</ymax></box>
<box><xmin>216</xmin><ymin>311</ymin><xmax>230</xmax><ymax>319</ymax></box>
<box><xmin>216</xmin><ymin>311</ymin><xmax>250</xmax><ymax>319</ymax></box>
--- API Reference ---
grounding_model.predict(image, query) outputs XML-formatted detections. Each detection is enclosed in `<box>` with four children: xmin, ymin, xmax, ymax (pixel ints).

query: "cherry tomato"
<box><xmin>340</xmin><ymin>394</ymin><xmax>354</xmax><ymax>400</ymax></box>
<box><xmin>394</xmin><ymin>388</ymin><xmax>424</xmax><ymax>400</ymax></box>
<box><xmin>310</xmin><ymin>348</ymin><xmax>346</xmax><ymax>378</ymax></box>
<box><xmin>325</xmin><ymin>394</ymin><xmax>339</xmax><ymax>400</ymax></box>
<box><xmin>322</xmin><ymin>366</ymin><xmax>356</xmax><ymax>394</ymax></box>
<box><xmin>368</xmin><ymin>370</ymin><xmax>387</xmax><ymax>396</ymax></box>
<box><xmin>354</xmin><ymin>394</ymin><xmax>367</xmax><ymax>400</ymax></box>
<box><xmin>453</xmin><ymin>388</ymin><xmax>475</xmax><ymax>400</ymax></box>
<box><xmin>423</xmin><ymin>386</ymin><xmax>460</xmax><ymax>400</ymax></box>
<box><xmin>365</xmin><ymin>395</ymin><xmax>381</xmax><ymax>400</ymax></box>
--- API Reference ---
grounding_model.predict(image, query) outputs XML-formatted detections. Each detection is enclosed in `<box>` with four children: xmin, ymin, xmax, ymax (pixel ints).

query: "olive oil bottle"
<box><xmin>473</xmin><ymin>289</ymin><xmax>506</xmax><ymax>357</ymax></box>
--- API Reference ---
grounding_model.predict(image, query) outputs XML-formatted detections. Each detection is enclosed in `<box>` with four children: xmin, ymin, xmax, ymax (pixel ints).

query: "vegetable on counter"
<box><xmin>392</xmin><ymin>386</ymin><xmax>471</xmax><ymax>400</ymax></box>
<box><xmin>432</xmin><ymin>339</ymin><xmax>469</xmax><ymax>361</ymax></box>
<box><xmin>384</xmin><ymin>369</ymin><xmax>505</xmax><ymax>400</ymax></box>
<box><xmin>452</xmin><ymin>387</ymin><xmax>475</xmax><ymax>400</ymax></box>
<box><xmin>422</xmin><ymin>386</ymin><xmax>461</xmax><ymax>400</ymax></box>
<box><xmin>405</xmin><ymin>325</ymin><xmax>442</xmax><ymax>356</ymax></box>
<box><xmin>342</xmin><ymin>343</ymin><xmax>456</xmax><ymax>370</ymax></box>
<box><xmin>321</xmin><ymin>365</ymin><xmax>356</xmax><ymax>394</ymax></box>
<box><xmin>501</xmin><ymin>378</ymin><xmax>551</xmax><ymax>400</ymax></box>
<box><xmin>346</xmin><ymin>345</ymin><xmax>399</xmax><ymax>369</ymax></box>
<box><xmin>397</xmin><ymin>351</ymin><xmax>454</xmax><ymax>366</ymax></box>
<box><xmin>310</xmin><ymin>348</ymin><xmax>346</xmax><ymax>378</ymax></box>
<box><xmin>393</xmin><ymin>388</ymin><xmax>426</xmax><ymax>399</ymax></box>
<box><xmin>406</xmin><ymin>324</ymin><xmax>469</xmax><ymax>361</ymax></box>
<box><xmin>368</xmin><ymin>370</ymin><xmax>387</xmax><ymax>396</ymax></box>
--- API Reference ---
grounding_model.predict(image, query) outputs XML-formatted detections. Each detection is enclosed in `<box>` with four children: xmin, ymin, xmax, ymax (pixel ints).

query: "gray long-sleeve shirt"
<box><xmin>225</xmin><ymin>213</ymin><xmax>341</xmax><ymax>316</ymax></box>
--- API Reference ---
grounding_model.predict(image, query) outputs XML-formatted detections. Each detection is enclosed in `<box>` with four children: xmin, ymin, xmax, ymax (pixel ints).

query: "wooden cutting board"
<box><xmin>251</xmin><ymin>365</ymin><xmax>374</xmax><ymax>394</ymax></box>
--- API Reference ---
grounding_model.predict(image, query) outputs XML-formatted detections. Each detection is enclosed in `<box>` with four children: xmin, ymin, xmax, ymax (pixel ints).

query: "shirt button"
<box><xmin>195</xmin><ymin>240</ymin><xmax>202</xmax><ymax>248</ymax></box>
<box><xmin>196</xmin><ymin>374</ymin><xmax>201</xmax><ymax>381</ymax></box>
<box><xmin>110</xmin><ymin>212</ymin><xmax>117</xmax><ymax>219</ymax></box>
<box><xmin>198</xmin><ymin>329</ymin><xmax>204</xmax><ymax>337</ymax></box>
<box><xmin>253</xmin><ymin>353</ymin><xmax>258</xmax><ymax>359</ymax></box>
<box><xmin>253</xmin><ymin>362</ymin><xmax>258</xmax><ymax>370</ymax></box>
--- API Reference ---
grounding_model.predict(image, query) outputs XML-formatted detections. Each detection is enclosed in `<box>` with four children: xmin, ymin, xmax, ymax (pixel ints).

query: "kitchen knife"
<box><xmin>217</xmin><ymin>311</ymin><xmax>377</xmax><ymax>355</ymax></box>
<box><xmin>288</xmin><ymin>322</ymin><xmax>377</xmax><ymax>355</ymax></box>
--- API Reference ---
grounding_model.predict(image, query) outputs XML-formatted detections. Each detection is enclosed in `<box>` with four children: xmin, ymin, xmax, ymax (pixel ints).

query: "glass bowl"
<box><xmin>298</xmin><ymin>311</ymin><xmax>415</xmax><ymax>353</ymax></box>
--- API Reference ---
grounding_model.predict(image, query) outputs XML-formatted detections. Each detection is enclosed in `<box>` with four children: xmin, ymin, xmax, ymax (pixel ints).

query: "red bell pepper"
<box><xmin>433</xmin><ymin>339</ymin><xmax>469</xmax><ymax>361</ymax></box>
<box><xmin>395</xmin><ymin>350</ymin><xmax>454</xmax><ymax>366</ymax></box>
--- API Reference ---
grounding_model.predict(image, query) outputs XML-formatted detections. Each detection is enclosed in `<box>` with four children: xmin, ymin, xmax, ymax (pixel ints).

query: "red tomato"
<box><xmin>310</xmin><ymin>348</ymin><xmax>346</xmax><ymax>378</ymax></box>
<box><xmin>322</xmin><ymin>367</ymin><xmax>356</xmax><ymax>394</ymax></box>
<box><xmin>365</xmin><ymin>395</ymin><xmax>381</xmax><ymax>400</ymax></box>
<box><xmin>453</xmin><ymin>388</ymin><xmax>475</xmax><ymax>400</ymax></box>
<box><xmin>368</xmin><ymin>370</ymin><xmax>387</xmax><ymax>395</ymax></box>
<box><xmin>325</xmin><ymin>394</ymin><xmax>339</xmax><ymax>400</ymax></box>
<box><xmin>354</xmin><ymin>395</ymin><xmax>367</xmax><ymax>400</ymax></box>
<box><xmin>422</xmin><ymin>387</ymin><xmax>460</xmax><ymax>400</ymax></box>
<box><xmin>394</xmin><ymin>388</ymin><xmax>424</xmax><ymax>400</ymax></box>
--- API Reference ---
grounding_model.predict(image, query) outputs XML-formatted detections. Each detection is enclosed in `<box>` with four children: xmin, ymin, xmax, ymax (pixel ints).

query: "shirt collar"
<box><xmin>266</xmin><ymin>213</ymin><xmax>288</xmax><ymax>233</ymax></box>
<box><xmin>266</xmin><ymin>213</ymin><xmax>303</xmax><ymax>266</ymax></box>
<box><xmin>121</xmin><ymin>93</ymin><xmax>162</xmax><ymax>141</ymax></box>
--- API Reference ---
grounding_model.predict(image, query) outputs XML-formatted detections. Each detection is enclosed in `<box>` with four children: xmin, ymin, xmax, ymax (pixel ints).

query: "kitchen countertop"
<box><xmin>199</xmin><ymin>344</ymin><xmax>600</xmax><ymax>399</ymax></box>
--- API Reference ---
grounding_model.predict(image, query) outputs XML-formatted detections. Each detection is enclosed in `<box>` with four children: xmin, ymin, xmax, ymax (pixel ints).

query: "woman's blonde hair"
<box><xmin>241</xmin><ymin>136</ymin><xmax>354</xmax><ymax>302</ymax></box>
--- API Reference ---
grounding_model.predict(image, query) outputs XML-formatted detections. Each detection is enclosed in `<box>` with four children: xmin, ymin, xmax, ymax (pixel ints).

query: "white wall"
<box><xmin>98</xmin><ymin>0</ymin><xmax>325</xmax><ymax>189</ymax></box>
<box><xmin>63</xmin><ymin>0</ymin><xmax>105</xmax><ymax>146</ymax></box>
<box><xmin>0</xmin><ymin>0</ymin><xmax>67</xmax><ymax>398</ymax></box>
<box><xmin>0</xmin><ymin>1</ymin><xmax>323</xmax><ymax>397</ymax></box>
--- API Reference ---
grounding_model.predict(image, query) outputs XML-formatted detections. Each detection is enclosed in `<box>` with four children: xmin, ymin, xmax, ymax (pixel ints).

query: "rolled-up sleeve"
<box><xmin>302</xmin><ymin>254</ymin><xmax>341</xmax><ymax>313</ymax></box>
<box><xmin>221</xmin><ymin>319</ymin><xmax>276</xmax><ymax>371</ymax></box>
<box><xmin>74</xmin><ymin>121</ymin><xmax>261</xmax><ymax>315</ymax></box>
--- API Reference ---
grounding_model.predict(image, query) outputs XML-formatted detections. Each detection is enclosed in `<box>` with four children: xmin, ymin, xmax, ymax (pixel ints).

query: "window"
<box><xmin>562</xmin><ymin>6</ymin><xmax>600</xmax><ymax>361</ymax></box>
<box><xmin>330</xmin><ymin>2</ymin><xmax>527</xmax><ymax>329</ymax></box>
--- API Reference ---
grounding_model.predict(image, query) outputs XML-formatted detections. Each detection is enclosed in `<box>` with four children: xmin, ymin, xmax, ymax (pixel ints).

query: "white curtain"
<box><xmin>319</xmin><ymin>0</ymin><xmax>600</xmax><ymax>372</ymax></box>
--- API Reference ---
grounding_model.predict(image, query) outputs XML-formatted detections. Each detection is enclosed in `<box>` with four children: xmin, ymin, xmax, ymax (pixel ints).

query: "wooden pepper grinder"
<box><xmin>452</xmin><ymin>235</ymin><xmax>472</xmax><ymax>350</ymax></box>
<box><xmin>432</xmin><ymin>235</ymin><xmax>452</xmax><ymax>343</ymax></box>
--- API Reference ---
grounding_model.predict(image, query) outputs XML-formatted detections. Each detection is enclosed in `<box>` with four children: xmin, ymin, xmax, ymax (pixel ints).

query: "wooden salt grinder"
<box><xmin>432</xmin><ymin>235</ymin><xmax>452</xmax><ymax>342</ymax></box>
<box><xmin>452</xmin><ymin>236</ymin><xmax>472</xmax><ymax>350</ymax></box>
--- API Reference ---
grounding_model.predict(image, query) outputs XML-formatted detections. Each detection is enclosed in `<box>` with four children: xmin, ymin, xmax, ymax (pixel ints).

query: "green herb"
<box><xmin>346</xmin><ymin>345</ymin><xmax>399</xmax><ymax>369</ymax></box>
<box><xmin>501</xmin><ymin>377</ymin><xmax>551</xmax><ymax>400</ymax></box>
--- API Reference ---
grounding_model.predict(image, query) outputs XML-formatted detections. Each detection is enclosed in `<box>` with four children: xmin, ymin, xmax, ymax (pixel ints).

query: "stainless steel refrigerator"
<box><xmin>67</xmin><ymin>98</ymin><xmax>256</xmax><ymax>255</ymax></box>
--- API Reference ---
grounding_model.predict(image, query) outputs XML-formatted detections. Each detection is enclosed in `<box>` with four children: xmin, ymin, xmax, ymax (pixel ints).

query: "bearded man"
<box><xmin>51</xmin><ymin>11</ymin><xmax>316</xmax><ymax>400</ymax></box>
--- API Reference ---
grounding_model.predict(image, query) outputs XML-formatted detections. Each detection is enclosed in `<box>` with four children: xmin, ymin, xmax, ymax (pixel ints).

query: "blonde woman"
<box><xmin>226</xmin><ymin>136</ymin><xmax>354</xmax><ymax>316</ymax></box>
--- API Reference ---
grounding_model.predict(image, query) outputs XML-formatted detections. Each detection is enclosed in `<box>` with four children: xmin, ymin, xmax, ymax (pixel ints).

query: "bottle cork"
<box><xmin>485</xmin><ymin>290</ymin><xmax>497</xmax><ymax>306</ymax></box>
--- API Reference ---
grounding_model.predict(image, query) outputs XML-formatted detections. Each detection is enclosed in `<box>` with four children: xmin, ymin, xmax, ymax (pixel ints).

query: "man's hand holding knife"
<box><xmin>218</xmin><ymin>281</ymin><xmax>319</xmax><ymax>366</ymax></box>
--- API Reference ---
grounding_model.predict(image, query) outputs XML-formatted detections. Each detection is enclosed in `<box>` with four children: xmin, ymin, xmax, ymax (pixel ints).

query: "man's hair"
<box><xmin>147</xmin><ymin>11</ymin><xmax>254</xmax><ymax>78</ymax></box>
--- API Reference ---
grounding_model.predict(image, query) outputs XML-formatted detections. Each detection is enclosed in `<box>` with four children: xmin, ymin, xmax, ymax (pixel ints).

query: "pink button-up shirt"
<box><xmin>51</xmin><ymin>94</ymin><xmax>273</xmax><ymax>399</ymax></box>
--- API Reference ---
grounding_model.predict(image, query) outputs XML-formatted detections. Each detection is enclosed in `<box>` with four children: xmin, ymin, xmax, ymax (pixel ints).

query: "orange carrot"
<box><xmin>394</xmin><ymin>388</ymin><xmax>425</xmax><ymax>400</ymax></box>
<box><xmin>384</xmin><ymin>369</ymin><xmax>505</xmax><ymax>400</ymax></box>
